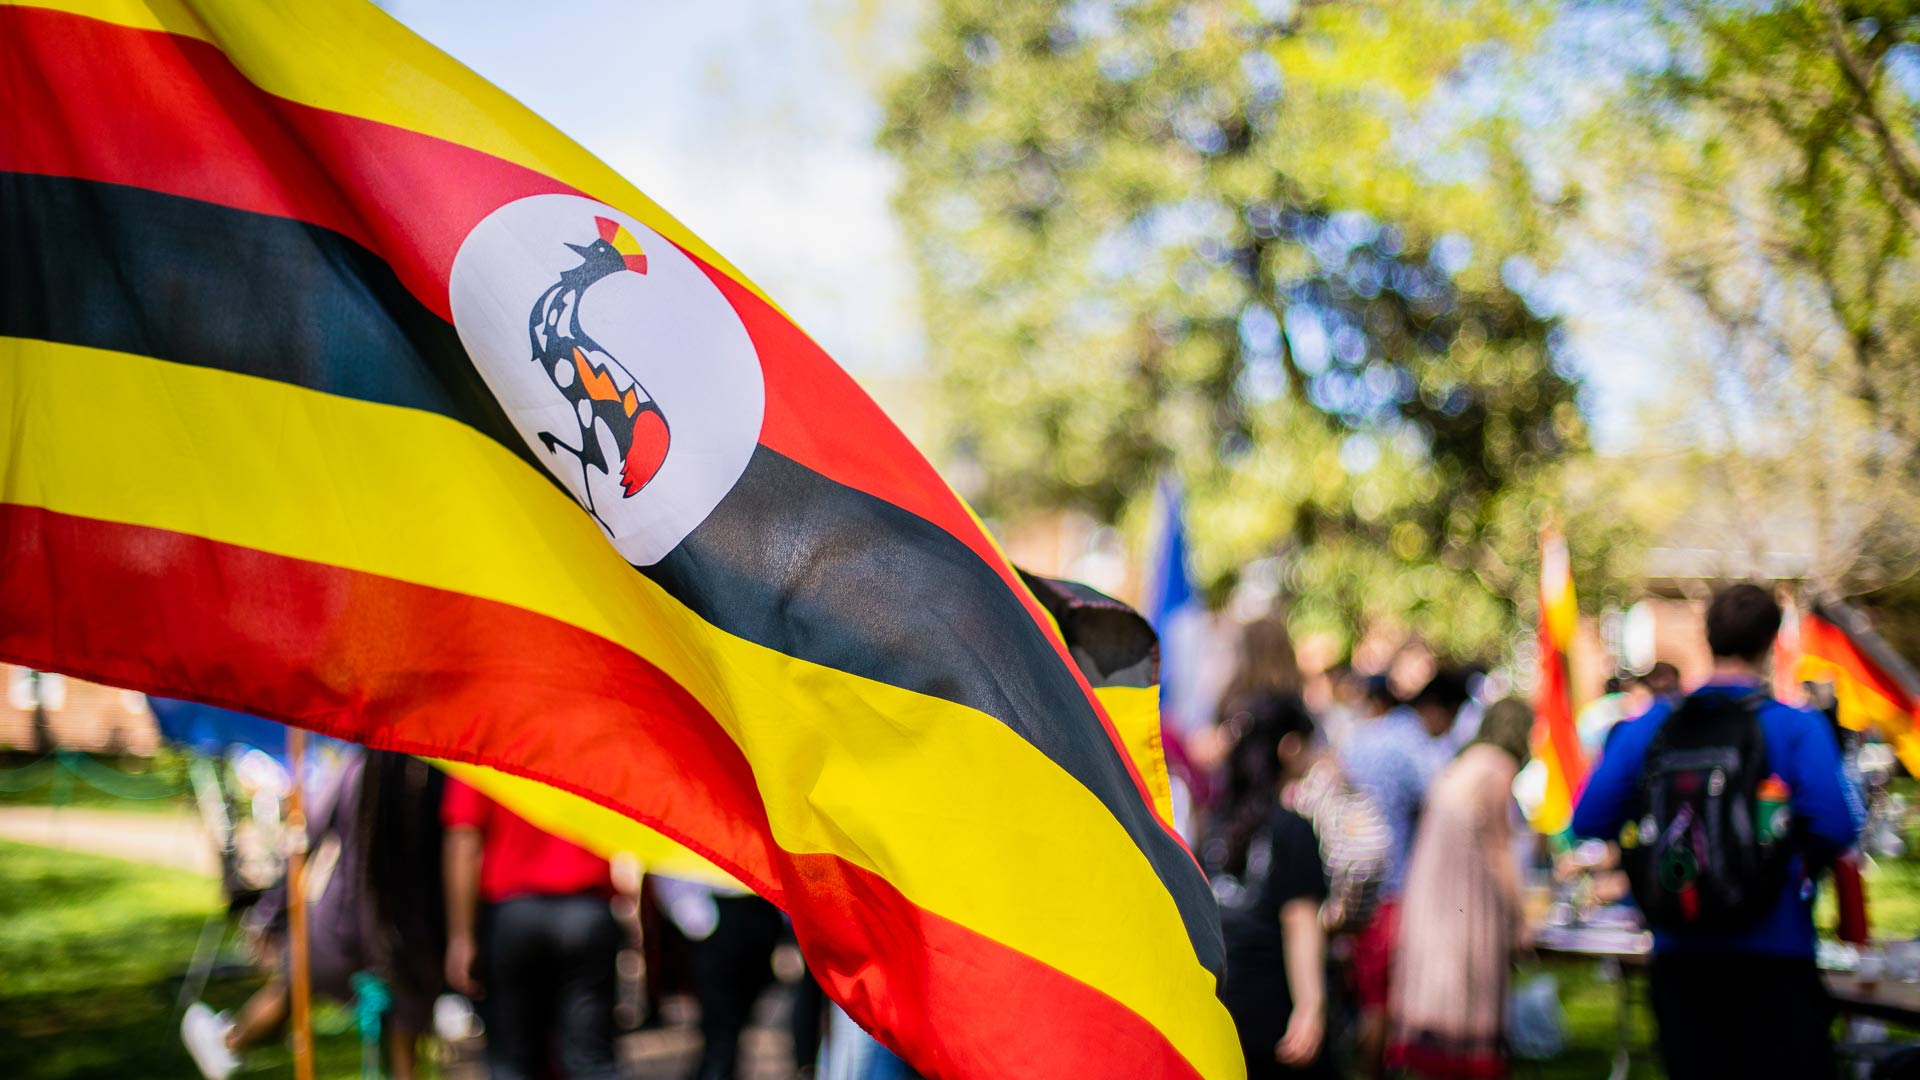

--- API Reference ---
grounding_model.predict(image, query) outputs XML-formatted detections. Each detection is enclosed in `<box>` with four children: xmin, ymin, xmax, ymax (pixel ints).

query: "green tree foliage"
<box><xmin>882</xmin><ymin>0</ymin><xmax>1616</xmax><ymax>655</ymax></box>
<box><xmin>1566</xmin><ymin>0</ymin><xmax>1920</xmax><ymax>605</ymax></box>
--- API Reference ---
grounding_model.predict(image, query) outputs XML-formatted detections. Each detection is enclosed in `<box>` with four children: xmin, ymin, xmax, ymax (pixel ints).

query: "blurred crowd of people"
<box><xmin>1183</xmin><ymin>614</ymin><xmax>1533</xmax><ymax>1079</ymax></box>
<box><xmin>1183</xmin><ymin>583</ymin><xmax>1867</xmax><ymax>1080</ymax></box>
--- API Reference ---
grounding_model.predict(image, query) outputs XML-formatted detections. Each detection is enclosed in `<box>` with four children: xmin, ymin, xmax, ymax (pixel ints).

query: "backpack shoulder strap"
<box><xmin>1734</xmin><ymin>689</ymin><xmax>1773</xmax><ymax>767</ymax></box>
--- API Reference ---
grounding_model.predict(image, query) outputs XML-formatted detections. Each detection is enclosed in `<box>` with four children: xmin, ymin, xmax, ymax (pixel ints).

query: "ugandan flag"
<box><xmin>0</xmin><ymin>2</ymin><xmax>1237</xmax><ymax>1076</ymax></box>
<box><xmin>1529</xmin><ymin>524</ymin><xmax>1585</xmax><ymax>835</ymax></box>
<box><xmin>1799</xmin><ymin>600</ymin><xmax>1920</xmax><ymax>777</ymax></box>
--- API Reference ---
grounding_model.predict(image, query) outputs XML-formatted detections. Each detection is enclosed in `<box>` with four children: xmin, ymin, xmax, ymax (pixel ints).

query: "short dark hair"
<box><xmin>1705</xmin><ymin>584</ymin><xmax>1781</xmax><ymax>663</ymax></box>
<box><xmin>1411</xmin><ymin>669</ymin><xmax>1471</xmax><ymax>713</ymax></box>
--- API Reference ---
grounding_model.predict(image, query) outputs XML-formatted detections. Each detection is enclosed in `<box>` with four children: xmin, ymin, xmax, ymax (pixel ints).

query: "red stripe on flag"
<box><xmin>0</xmin><ymin>503</ymin><xmax>1202</xmax><ymax>1079</ymax></box>
<box><xmin>1</xmin><ymin>4</ymin><xmax>1183</xmax><ymax>847</ymax></box>
<box><xmin>0</xmin><ymin>501</ymin><xmax>779</xmax><ymax>893</ymax></box>
<box><xmin>797</xmin><ymin>855</ymin><xmax>1206</xmax><ymax>1080</ymax></box>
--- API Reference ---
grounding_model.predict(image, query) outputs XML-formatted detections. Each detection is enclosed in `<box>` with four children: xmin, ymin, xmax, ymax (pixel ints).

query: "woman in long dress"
<box><xmin>1387</xmin><ymin>699</ymin><xmax>1533</xmax><ymax>1080</ymax></box>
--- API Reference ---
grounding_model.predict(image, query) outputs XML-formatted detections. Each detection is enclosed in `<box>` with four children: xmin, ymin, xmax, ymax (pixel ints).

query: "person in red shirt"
<box><xmin>442</xmin><ymin>776</ymin><xmax>622</xmax><ymax>1080</ymax></box>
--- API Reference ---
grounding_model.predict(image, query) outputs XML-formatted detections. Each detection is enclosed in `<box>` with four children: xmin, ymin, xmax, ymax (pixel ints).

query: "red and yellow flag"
<box><xmin>1530</xmin><ymin>525</ymin><xmax>1586</xmax><ymax>834</ymax></box>
<box><xmin>0</xmin><ymin>3</ymin><xmax>1236</xmax><ymax>1075</ymax></box>
<box><xmin>1799</xmin><ymin>600</ymin><xmax>1920</xmax><ymax>776</ymax></box>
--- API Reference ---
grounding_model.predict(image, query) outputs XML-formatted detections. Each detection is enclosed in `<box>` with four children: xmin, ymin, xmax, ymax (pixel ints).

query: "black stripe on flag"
<box><xmin>0</xmin><ymin>171</ymin><xmax>1223</xmax><ymax>974</ymax></box>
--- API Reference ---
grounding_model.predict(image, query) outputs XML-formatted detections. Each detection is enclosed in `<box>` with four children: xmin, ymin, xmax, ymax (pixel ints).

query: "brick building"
<box><xmin>1</xmin><ymin>665</ymin><xmax>159</xmax><ymax>755</ymax></box>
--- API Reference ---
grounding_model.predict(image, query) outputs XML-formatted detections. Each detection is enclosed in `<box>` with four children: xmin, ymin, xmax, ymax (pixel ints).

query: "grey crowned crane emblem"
<box><xmin>527</xmin><ymin>215</ymin><xmax>670</xmax><ymax>532</ymax></box>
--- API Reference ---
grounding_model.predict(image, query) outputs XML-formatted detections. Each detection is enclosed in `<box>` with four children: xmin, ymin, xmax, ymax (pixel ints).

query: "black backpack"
<box><xmin>1620</xmin><ymin>690</ymin><xmax>1794</xmax><ymax>931</ymax></box>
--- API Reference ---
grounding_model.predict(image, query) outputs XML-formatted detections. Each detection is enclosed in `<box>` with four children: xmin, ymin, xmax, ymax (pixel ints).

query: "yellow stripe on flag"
<box><xmin>0</xmin><ymin>337</ymin><xmax>1238</xmax><ymax>1078</ymax></box>
<box><xmin>441</xmin><ymin>689</ymin><xmax>1173</xmax><ymax>894</ymax></box>
<box><xmin>447</xmin><ymin>686</ymin><xmax>1172</xmax><ymax>894</ymax></box>
<box><xmin>1100</xmin><ymin>684</ymin><xmax>1177</xmax><ymax>825</ymax></box>
<box><xmin>1799</xmin><ymin>654</ymin><xmax>1920</xmax><ymax>776</ymax></box>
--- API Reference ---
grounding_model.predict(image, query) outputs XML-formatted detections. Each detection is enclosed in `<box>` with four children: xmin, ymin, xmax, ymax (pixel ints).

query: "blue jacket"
<box><xmin>1571</xmin><ymin>681</ymin><xmax>1865</xmax><ymax>957</ymax></box>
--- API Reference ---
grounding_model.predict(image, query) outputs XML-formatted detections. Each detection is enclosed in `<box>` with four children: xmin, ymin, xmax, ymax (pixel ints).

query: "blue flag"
<box><xmin>148</xmin><ymin>697</ymin><xmax>290</xmax><ymax>759</ymax></box>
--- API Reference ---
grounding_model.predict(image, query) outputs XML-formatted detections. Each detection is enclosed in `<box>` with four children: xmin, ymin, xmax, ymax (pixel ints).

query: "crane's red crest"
<box><xmin>594</xmin><ymin>215</ymin><xmax>649</xmax><ymax>274</ymax></box>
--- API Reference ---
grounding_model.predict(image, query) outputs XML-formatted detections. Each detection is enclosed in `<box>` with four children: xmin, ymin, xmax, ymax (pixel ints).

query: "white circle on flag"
<box><xmin>450</xmin><ymin>194</ymin><xmax>764</xmax><ymax>566</ymax></box>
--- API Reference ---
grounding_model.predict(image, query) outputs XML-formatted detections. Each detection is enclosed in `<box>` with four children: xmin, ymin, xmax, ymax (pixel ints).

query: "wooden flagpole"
<box><xmin>285</xmin><ymin>726</ymin><xmax>315</xmax><ymax>1080</ymax></box>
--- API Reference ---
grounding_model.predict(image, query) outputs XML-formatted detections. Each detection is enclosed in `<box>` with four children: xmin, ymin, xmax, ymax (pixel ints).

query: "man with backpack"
<box><xmin>1573</xmin><ymin>584</ymin><xmax>1864</xmax><ymax>1078</ymax></box>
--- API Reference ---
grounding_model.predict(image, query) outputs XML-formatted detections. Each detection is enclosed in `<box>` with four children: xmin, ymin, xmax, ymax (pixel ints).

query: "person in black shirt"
<box><xmin>1205</xmin><ymin>693</ymin><xmax>1333</xmax><ymax>1079</ymax></box>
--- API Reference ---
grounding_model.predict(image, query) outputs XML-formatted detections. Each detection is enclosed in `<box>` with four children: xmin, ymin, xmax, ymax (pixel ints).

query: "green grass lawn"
<box><xmin>0</xmin><ymin>839</ymin><xmax>371</xmax><ymax>1080</ymax></box>
<box><xmin>0</xmin><ymin>819</ymin><xmax>1907</xmax><ymax>1079</ymax></box>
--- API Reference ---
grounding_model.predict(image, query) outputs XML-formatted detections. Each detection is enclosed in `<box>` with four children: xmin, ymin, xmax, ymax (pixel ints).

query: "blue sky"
<box><xmin>390</xmin><ymin>0</ymin><xmax>923</xmax><ymax>389</ymax></box>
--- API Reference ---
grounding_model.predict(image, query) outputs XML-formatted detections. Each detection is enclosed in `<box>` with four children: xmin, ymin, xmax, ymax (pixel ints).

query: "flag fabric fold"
<box><xmin>0</xmin><ymin>2</ymin><xmax>1237</xmax><ymax>1076</ymax></box>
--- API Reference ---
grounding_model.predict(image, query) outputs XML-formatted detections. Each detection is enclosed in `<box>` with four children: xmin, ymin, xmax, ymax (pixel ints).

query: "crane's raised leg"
<box><xmin>537</xmin><ymin>430</ymin><xmax>615</xmax><ymax>536</ymax></box>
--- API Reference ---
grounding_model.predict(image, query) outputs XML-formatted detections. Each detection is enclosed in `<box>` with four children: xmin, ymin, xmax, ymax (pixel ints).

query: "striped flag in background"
<box><xmin>1529</xmin><ymin>525</ymin><xmax>1586</xmax><ymax>835</ymax></box>
<box><xmin>1798</xmin><ymin>599</ymin><xmax>1920</xmax><ymax>777</ymax></box>
<box><xmin>0</xmin><ymin>2</ymin><xmax>1238</xmax><ymax>1075</ymax></box>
